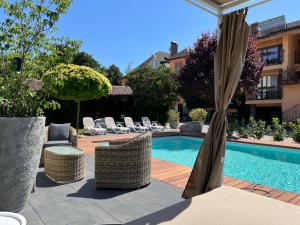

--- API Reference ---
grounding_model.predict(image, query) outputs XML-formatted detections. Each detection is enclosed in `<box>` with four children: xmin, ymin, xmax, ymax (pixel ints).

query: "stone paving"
<box><xmin>20</xmin><ymin>156</ymin><xmax>184</xmax><ymax>225</ymax></box>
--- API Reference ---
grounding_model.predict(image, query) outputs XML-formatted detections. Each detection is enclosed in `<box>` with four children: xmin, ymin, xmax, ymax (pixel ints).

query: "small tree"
<box><xmin>126</xmin><ymin>66</ymin><xmax>178</xmax><ymax>123</ymax></box>
<box><xmin>106</xmin><ymin>64</ymin><xmax>123</xmax><ymax>85</ymax></box>
<box><xmin>178</xmin><ymin>32</ymin><xmax>263</xmax><ymax>109</ymax></box>
<box><xmin>0</xmin><ymin>0</ymin><xmax>72</xmax><ymax>117</ymax></box>
<box><xmin>43</xmin><ymin>64</ymin><xmax>112</xmax><ymax>129</ymax></box>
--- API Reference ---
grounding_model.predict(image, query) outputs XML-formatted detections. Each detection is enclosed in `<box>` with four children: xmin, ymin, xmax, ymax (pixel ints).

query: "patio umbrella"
<box><xmin>182</xmin><ymin>9</ymin><xmax>250</xmax><ymax>198</ymax></box>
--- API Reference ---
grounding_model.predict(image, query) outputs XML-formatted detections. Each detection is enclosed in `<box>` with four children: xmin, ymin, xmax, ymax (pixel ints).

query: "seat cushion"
<box><xmin>44</xmin><ymin>140</ymin><xmax>72</xmax><ymax>148</ymax></box>
<box><xmin>48</xmin><ymin>123</ymin><xmax>70</xmax><ymax>141</ymax></box>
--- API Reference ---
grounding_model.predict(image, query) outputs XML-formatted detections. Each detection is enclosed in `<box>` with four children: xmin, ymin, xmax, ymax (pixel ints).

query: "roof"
<box><xmin>108</xmin><ymin>86</ymin><xmax>133</xmax><ymax>96</ymax></box>
<box><xmin>170</xmin><ymin>49</ymin><xmax>188</xmax><ymax>60</ymax></box>
<box><xmin>135</xmin><ymin>51</ymin><xmax>170</xmax><ymax>70</ymax></box>
<box><xmin>252</xmin><ymin>16</ymin><xmax>300</xmax><ymax>39</ymax></box>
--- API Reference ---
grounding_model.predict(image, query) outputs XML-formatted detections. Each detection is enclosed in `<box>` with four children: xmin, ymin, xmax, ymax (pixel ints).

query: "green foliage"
<box><xmin>73</xmin><ymin>52</ymin><xmax>105</xmax><ymax>72</ymax></box>
<box><xmin>0</xmin><ymin>0</ymin><xmax>72</xmax><ymax>117</ymax></box>
<box><xmin>32</xmin><ymin>38</ymin><xmax>82</xmax><ymax>77</ymax></box>
<box><xmin>189</xmin><ymin>108</ymin><xmax>207</xmax><ymax>123</ymax></box>
<box><xmin>238</xmin><ymin>117</ymin><xmax>269</xmax><ymax>140</ymax></box>
<box><xmin>290</xmin><ymin>119</ymin><xmax>300</xmax><ymax>143</ymax></box>
<box><xmin>226</xmin><ymin>119</ymin><xmax>239</xmax><ymax>138</ymax></box>
<box><xmin>271</xmin><ymin>117</ymin><xmax>286</xmax><ymax>142</ymax></box>
<box><xmin>106</xmin><ymin>64</ymin><xmax>123</xmax><ymax>85</ymax></box>
<box><xmin>43</xmin><ymin>64</ymin><xmax>112</xmax><ymax>129</ymax></box>
<box><xmin>126</xmin><ymin>66</ymin><xmax>179</xmax><ymax>123</ymax></box>
<box><xmin>237</xmin><ymin>119</ymin><xmax>250</xmax><ymax>138</ymax></box>
<box><xmin>43</xmin><ymin>64</ymin><xmax>112</xmax><ymax>101</ymax></box>
<box><xmin>168</xmin><ymin>110</ymin><xmax>180</xmax><ymax>122</ymax></box>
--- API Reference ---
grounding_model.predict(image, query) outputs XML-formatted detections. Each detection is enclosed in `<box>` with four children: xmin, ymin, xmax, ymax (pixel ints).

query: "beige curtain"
<box><xmin>182</xmin><ymin>9</ymin><xmax>250</xmax><ymax>199</ymax></box>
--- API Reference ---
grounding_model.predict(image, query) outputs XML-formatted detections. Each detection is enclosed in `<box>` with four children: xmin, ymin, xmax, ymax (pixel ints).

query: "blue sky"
<box><xmin>55</xmin><ymin>0</ymin><xmax>299</xmax><ymax>72</ymax></box>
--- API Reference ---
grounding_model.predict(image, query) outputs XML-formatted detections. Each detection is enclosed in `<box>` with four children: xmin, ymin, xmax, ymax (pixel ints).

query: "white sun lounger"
<box><xmin>124</xmin><ymin>117</ymin><xmax>149</xmax><ymax>133</ymax></box>
<box><xmin>142</xmin><ymin>117</ymin><xmax>164</xmax><ymax>132</ymax></box>
<box><xmin>83</xmin><ymin>117</ymin><xmax>107</xmax><ymax>135</ymax></box>
<box><xmin>105</xmin><ymin>117</ymin><xmax>130</xmax><ymax>134</ymax></box>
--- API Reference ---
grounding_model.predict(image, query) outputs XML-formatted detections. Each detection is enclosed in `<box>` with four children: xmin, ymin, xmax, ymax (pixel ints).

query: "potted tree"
<box><xmin>43</xmin><ymin>64</ymin><xmax>112</xmax><ymax>130</ymax></box>
<box><xmin>0</xmin><ymin>0</ymin><xmax>72</xmax><ymax>212</ymax></box>
<box><xmin>168</xmin><ymin>110</ymin><xmax>180</xmax><ymax>129</ymax></box>
<box><xmin>180</xmin><ymin>108</ymin><xmax>207</xmax><ymax>132</ymax></box>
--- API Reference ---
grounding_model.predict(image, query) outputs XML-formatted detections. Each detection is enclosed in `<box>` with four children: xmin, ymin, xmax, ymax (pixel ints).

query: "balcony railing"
<box><xmin>247</xmin><ymin>87</ymin><xmax>282</xmax><ymax>101</ymax></box>
<box><xmin>280</xmin><ymin>69</ymin><xmax>300</xmax><ymax>85</ymax></box>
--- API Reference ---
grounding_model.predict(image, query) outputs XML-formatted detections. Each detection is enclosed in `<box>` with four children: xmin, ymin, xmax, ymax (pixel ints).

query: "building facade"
<box><xmin>246</xmin><ymin>16</ymin><xmax>300</xmax><ymax>122</ymax></box>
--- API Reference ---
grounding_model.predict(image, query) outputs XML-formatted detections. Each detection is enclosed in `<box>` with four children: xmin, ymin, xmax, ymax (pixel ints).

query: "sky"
<box><xmin>45</xmin><ymin>0</ymin><xmax>300</xmax><ymax>72</ymax></box>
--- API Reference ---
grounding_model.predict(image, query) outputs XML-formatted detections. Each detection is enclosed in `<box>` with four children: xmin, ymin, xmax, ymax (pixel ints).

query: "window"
<box><xmin>259</xmin><ymin>45</ymin><xmax>283</xmax><ymax>66</ymax></box>
<box><xmin>258</xmin><ymin>75</ymin><xmax>279</xmax><ymax>88</ymax></box>
<box><xmin>175</xmin><ymin>63</ymin><xmax>182</xmax><ymax>73</ymax></box>
<box><xmin>256</xmin><ymin>75</ymin><xmax>281</xmax><ymax>100</ymax></box>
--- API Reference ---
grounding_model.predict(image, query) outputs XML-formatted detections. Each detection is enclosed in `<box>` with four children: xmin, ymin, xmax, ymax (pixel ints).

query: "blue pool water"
<box><xmin>152</xmin><ymin>136</ymin><xmax>300</xmax><ymax>194</ymax></box>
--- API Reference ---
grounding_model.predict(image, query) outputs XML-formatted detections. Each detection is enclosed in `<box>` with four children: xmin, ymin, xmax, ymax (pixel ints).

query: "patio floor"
<box><xmin>20</xmin><ymin>132</ymin><xmax>300</xmax><ymax>224</ymax></box>
<box><xmin>20</xmin><ymin>156</ymin><xmax>185</xmax><ymax>225</ymax></box>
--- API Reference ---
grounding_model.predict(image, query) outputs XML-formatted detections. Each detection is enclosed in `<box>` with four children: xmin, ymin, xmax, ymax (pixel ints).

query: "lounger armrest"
<box><xmin>116</xmin><ymin>124</ymin><xmax>123</xmax><ymax>128</ymax></box>
<box><xmin>134</xmin><ymin>123</ymin><xmax>142</xmax><ymax>127</ymax></box>
<box><xmin>151</xmin><ymin>122</ymin><xmax>159</xmax><ymax>127</ymax></box>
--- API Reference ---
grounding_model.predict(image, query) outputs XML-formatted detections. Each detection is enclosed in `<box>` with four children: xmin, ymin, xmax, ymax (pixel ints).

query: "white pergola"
<box><xmin>186</xmin><ymin>0</ymin><xmax>271</xmax><ymax>17</ymax></box>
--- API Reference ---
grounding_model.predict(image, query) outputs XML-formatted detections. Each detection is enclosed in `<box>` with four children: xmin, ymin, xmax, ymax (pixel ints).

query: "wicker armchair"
<box><xmin>95</xmin><ymin>132</ymin><xmax>152</xmax><ymax>189</ymax></box>
<box><xmin>40</xmin><ymin>126</ymin><xmax>78</xmax><ymax>166</ymax></box>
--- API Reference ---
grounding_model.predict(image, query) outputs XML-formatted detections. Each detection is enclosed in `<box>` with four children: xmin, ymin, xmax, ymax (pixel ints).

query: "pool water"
<box><xmin>152</xmin><ymin>136</ymin><xmax>300</xmax><ymax>194</ymax></box>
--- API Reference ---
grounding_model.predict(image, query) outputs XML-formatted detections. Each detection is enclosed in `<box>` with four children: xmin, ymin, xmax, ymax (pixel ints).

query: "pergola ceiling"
<box><xmin>187</xmin><ymin>0</ymin><xmax>272</xmax><ymax>16</ymax></box>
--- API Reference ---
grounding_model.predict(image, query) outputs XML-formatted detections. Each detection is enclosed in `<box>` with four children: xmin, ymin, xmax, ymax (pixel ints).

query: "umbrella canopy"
<box><xmin>187</xmin><ymin>0</ymin><xmax>271</xmax><ymax>16</ymax></box>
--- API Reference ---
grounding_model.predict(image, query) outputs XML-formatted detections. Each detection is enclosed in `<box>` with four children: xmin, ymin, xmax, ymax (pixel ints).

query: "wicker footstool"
<box><xmin>44</xmin><ymin>146</ymin><xmax>85</xmax><ymax>183</ymax></box>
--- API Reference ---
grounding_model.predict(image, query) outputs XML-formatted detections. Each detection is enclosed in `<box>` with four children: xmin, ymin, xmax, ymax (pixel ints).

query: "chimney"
<box><xmin>170</xmin><ymin>41</ymin><xmax>178</xmax><ymax>57</ymax></box>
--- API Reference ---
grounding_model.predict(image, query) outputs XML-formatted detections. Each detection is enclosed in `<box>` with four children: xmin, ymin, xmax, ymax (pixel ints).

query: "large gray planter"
<box><xmin>169</xmin><ymin>121</ymin><xmax>179</xmax><ymax>129</ymax></box>
<box><xmin>180</xmin><ymin>121</ymin><xmax>203</xmax><ymax>132</ymax></box>
<box><xmin>0</xmin><ymin>117</ymin><xmax>45</xmax><ymax>212</ymax></box>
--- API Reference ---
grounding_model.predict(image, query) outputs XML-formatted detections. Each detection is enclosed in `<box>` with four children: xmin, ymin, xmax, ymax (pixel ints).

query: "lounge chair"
<box><xmin>40</xmin><ymin>123</ymin><xmax>78</xmax><ymax>166</ymax></box>
<box><xmin>124</xmin><ymin>117</ymin><xmax>149</xmax><ymax>133</ymax></box>
<box><xmin>83</xmin><ymin>117</ymin><xmax>107</xmax><ymax>135</ymax></box>
<box><xmin>142</xmin><ymin>117</ymin><xmax>165</xmax><ymax>132</ymax></box>
<box><xmin>105</xmin><ymin>117</ymin><xmax>130</xmax><ymax>134</ymax></box>
<box><xmin>95</xmin><ymin>132</ymin><xmax>151</xmax><ymax>189</ymax></box>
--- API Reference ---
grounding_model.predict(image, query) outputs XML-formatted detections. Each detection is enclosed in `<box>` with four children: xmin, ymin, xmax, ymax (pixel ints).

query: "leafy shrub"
<box><xmin>168</xmin><ymin>110</ymin><xmax>180</xmax><ymax>122</ymax></box>
<box><xmin>247</xmin><ymin>117</ymin><xmax>269</xmax><ymax>140</ymax></box>
<box><xmin>226</xmin><ymin>119</ymin><xmax>239</xmax><ymax>138</ymax></box>
<box><xmin>272</xmin><ymin>117</ymin><xmax>286</xmax><ymax>141</ymax></box>
<box><xmin>237</xmin><ymin>117</ymin><xmax>269</xmax><ymax>140</ymax></box>
<box><xmin>189</xmin><ymin>108</ymin><xmax>207</xmax><ymax>123</ymax></box>
<box><xmin>237</xmin><ymin>119</ymin><xmax>250</xmax><ymax>138</ymax></box>
<box><xmin>290</xmin><ymin>119</ymin><xmax>300</xmax><ymax>143</ymax></box>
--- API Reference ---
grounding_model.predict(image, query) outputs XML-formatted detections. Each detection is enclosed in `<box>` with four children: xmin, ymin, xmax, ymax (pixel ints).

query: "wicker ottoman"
<box><xmin>44</xmin><ymin>146</ymin><xmax>85</xmax><ymax>183</ymax></box>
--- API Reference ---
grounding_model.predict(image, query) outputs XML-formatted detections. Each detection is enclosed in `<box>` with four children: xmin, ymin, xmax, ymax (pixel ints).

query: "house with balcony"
<box><xmin>246</xmin><ymin>16</ymin><xmax>300</xmax><ymax>122</ymax></box>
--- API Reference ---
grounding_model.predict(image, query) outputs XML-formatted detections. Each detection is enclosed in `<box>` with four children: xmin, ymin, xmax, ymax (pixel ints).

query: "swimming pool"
<box><xmin>152</xmin><ymin>136</ymin><xmax>300</xmax><ymax>194</ymax></box>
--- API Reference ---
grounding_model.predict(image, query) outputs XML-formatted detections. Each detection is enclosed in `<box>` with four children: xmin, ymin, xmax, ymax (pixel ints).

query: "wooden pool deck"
<box><xmin>78</xmin><ymin>133</ymin><xmax>300</xmax><ymax>207</ymax></box>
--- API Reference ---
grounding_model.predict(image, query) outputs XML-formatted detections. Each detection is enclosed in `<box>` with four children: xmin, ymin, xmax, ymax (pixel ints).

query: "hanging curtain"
<box><xmin>182</xmin><ymin>9</ymin><xmax>250</xmax><ymax>199</ymax></box>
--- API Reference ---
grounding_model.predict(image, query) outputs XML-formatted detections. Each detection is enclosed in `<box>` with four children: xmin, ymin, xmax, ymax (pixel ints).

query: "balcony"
<box><xmin>280</xmin><ymin>69</ymin><xmax>300</xmax><ymax>85</ymax></box>
<box><xmin>247</xmin><ymin>87</ymin><xmax>282</xmax><ymax>101</ymax></box>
